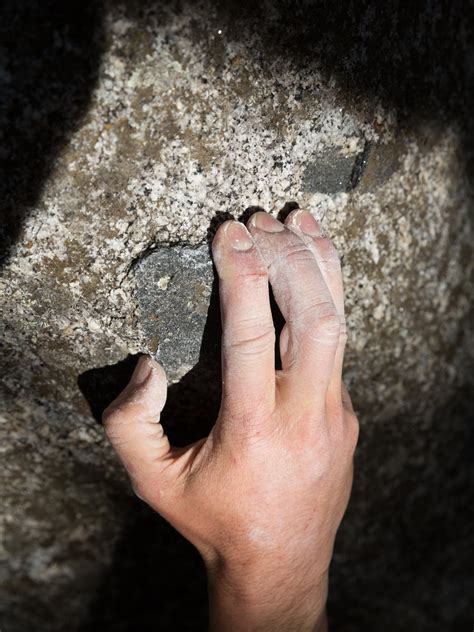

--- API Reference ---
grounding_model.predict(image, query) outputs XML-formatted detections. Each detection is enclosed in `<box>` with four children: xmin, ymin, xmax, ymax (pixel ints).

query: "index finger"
<box><xmin>212</xmin><ymin>220</ymin><xmax>276</xmax><ymax>426</ymax></box>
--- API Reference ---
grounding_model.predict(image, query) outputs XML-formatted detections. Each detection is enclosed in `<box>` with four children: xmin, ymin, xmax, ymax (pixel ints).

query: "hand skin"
<box><xmin>103</xmin><ymin>209</ymin><xmax>359</xmax><ymax>632</ymax></box>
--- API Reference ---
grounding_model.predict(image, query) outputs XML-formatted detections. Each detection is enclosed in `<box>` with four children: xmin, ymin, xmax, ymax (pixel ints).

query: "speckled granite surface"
<box><xmin>1</xmin><ymin>1</ymin><xmax>473</xmax><ymax>630</ymax></box>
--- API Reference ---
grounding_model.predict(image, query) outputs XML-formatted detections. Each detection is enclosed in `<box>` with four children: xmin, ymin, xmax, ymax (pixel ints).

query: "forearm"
<box><xmin>207</xmin><ymin>562</ymin><xmax>328</xmax><ymax>632</ymax></box>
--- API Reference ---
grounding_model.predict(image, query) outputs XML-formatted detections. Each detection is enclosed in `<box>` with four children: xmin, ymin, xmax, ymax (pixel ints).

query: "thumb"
<box><xmin>102</xmin><ymin>355</ymin><xmax>173</xmax><ymax>503</ymax></box>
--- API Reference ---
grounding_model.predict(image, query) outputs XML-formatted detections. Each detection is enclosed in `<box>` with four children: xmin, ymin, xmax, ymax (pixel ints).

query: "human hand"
<box><xmin>103</xmin><ymin>210</ymin><xmax>358</xmax><ymax>631</ymax></box>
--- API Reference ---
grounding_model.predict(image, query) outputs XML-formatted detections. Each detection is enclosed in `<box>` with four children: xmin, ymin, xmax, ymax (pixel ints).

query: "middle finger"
<box><xmin>247</xmin><ymin>211</ymin><xmax>341</xmax><ymax>406</ymax></box>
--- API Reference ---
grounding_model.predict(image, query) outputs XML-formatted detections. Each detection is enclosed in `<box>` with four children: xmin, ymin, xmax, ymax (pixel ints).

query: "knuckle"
<box><xmin>244</xmin><ymin>269</ymin><xmax>268</xmax><ymax>283</ymax></box>
<box><xmin>314</xmin><ymin>305</ymin><xmax>341</xmax><ymax>336</ymax></box>
<box><xmin>224</xmin><ymin>324</ymin><xmax>275</xmax><ymax>356</ymax></box>
<box><xmin>265</xmin><ymin>240</ymin><xmax>313</xmax><ymax>273</ymax></box>
<box><xmin>297</xmin><ymin>299</ymin><xmax>334</xmax><ymax>322</ymax></box>
<box><xmin>281</xmin><ymin>242</ymin><xmax>314</xmax><ymax>267</ymax></box>
<box><xmin>102</xmin><ymin>402</ymin><xmax>132</xmax><ymax>438</ymax></box>
<box><xmin>294</xmin><ymin>301</ymin><xmax>342</xmax><ymax>343</ymax></box>
<box><xmin>221</xmin><ymin>397</ymin><xmax>275</xmax><ymax>437</ymax></box>
<box><xmin>234</xmin><ymin>269</ymin><xmax>268</xmax><ymax>287</ymax></box>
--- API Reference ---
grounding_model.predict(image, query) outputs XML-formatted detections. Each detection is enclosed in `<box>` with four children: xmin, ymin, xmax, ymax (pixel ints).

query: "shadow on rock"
<box><xmin>0</xmin><ymin>0</ymin><xmax>105</xmax><ymax>266</ymax></box>
<box><xmin>78</xmin><ymin>499</ymin><xmax>208</xmax><ymax>632</ymax></box>
<box><xmin>328</xmin><ymin>387</ymin><xmax>474</xmax><ymax>631</ymax></box>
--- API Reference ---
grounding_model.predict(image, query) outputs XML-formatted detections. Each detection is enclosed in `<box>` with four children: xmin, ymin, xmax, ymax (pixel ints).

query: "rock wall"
<box><xmin>1</xmin><ymin>1</ymin><xmax>473</xmax><ymax>630</ymax></box>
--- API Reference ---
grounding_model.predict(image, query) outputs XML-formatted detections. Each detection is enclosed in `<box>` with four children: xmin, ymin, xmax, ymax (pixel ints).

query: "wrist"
<box><xmin>206</xmin><ymin>555</ymin><xmax>328</xmax><ymax>632</ymax></box>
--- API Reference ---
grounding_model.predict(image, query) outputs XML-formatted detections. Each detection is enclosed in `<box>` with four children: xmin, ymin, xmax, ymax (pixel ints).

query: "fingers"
<box><xmin>247</xmin><ymin>212</ymin><xmax>340</xmax><ymax>405</ymax></box>
<box><xmin>212</xmin><ymin>221</ymin><xmax>276</xmax><ymax>421</ymax></box>
<box><xmin>102</xmin><ymin>355</ymin><xmax>173</xmax><ymax>501</ymax></box>
<box><xmin>285</xmin><ymin>209</ymin><xmax>347</xmax><ymax>404</ymax></box>
<box><xmin>212</xmin><ymin>211</ymin><xmax>347</xmax><ymax>417</ymax></box>
<box><xmin>285</xmin><ymin>210</ymin><xmax>344</xmax><ymax>313</ymax></box>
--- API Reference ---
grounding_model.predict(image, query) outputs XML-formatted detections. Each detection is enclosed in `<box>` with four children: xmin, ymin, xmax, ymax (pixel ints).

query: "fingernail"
<box><xmin>289</xmin><ymin>210</ymin><xmax>321</xmax><ymax>236</ymax></box>
<box><xmin>129</xmin><ymin>356</ymin><xmax>153</xmax><ymax>387</ymax></box>
<box><xmin>249</xmin><ymin>211</ymin><xmax>285</xmax><ymax>233</ymax></box>
<box><xmin>223</xmin><ymin>220</ymin><xmax>254</xmax><ymax>251</ymax></box>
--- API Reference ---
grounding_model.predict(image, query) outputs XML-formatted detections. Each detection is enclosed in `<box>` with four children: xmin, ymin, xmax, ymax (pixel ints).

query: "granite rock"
<box><xmin>135</xmin><ymin>244</ymin><xmax>215</xmax><ymax>380</ymax></box>
<box><xmin>1</xmin><ymin>1</ymin><xmax>473</xmax><ymax>630</ymax></box>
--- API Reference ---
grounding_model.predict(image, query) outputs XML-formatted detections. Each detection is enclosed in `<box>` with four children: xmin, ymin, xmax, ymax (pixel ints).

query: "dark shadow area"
<box><xmin>276</xmin><ymin>201</ymin><xmax>300</xmax><ymax>223</ymax></box>
<box><xmin>79</xmin><ymin>501</ymin><xmax>208</xmax><ymax>632</ymax></box>
<box><xmin>215</xmin><ymin>0</ymin><xmax>474</xmax><ymax>124</ymax></box>
<box><xmin>0</xmin><ymin>0</ymin><xmax>105</xmax><ymax>265</ymax></box>
<box><xmin>78</xmin><ymin>354</ymin><xmax>141</xmax><ymax>423</ymax></box>
<box><xmin>328</xmin><ymin>387</ymin><xmax>474</xmax><ymax>631</ymax></box>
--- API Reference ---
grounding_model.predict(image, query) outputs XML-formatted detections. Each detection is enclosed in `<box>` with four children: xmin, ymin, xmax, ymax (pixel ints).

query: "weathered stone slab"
<box><xmin>135</xmin><ymin>245</ymin><xmax>214</xmax><ymax>381</ymax></box>
<box><xmin>302</xmin><ymin>147</ymin><xmax>359</xmax><ymax>193</ymax></box>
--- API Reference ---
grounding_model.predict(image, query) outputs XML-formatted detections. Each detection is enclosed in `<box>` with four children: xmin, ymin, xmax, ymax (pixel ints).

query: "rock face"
<box><xmin>1</xmin><ymin>1</ymin><xmax>473</xmax><ymax>631</ymax></box>
<box><xmin>135</xmin><ymin>245</ymin><xmax>215</xmax><ymax>379</ymax></box>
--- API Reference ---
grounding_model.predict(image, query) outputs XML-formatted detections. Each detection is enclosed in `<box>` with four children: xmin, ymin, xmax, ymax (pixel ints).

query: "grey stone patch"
<box><xmin>357</xmin><ymin>140</ymin><xmax>405</xmax><ymax>191</ymax></box>
<box><xmin>302</xmin><ymin>147</ymin><xmax>360</xmax><ymax>194</ymax></box>
<box><xmin>134</xmin><ymin>244</ymin><xmax>213</xmax><ymax>381</ymax></box>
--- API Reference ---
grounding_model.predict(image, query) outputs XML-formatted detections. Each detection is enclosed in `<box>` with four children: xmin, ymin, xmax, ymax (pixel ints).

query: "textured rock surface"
<box><xmin>135</xmin><ymin>245</ymin><xmax>215</xmax><ymax>379</ymax></box>
<box><xmin>1</xmin><ymin>1</ymin><xmax>473</xmax><ymax>630</ymax></box>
